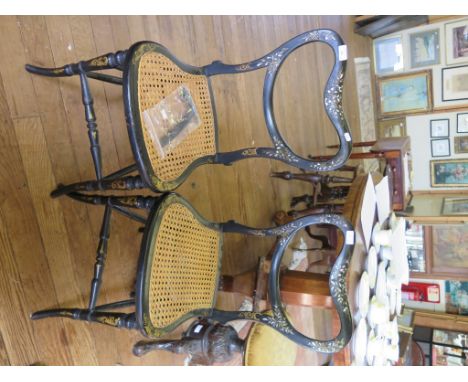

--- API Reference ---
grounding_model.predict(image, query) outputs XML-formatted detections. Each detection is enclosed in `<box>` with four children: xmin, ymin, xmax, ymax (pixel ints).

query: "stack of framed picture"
<box><xmin>373</xmin><ymin>18</ymin><xmax>468</xmax><ymax>119</ymax></box>
<box><xmin>373</xmin><ymin>18</ymin><xmax>468</xmax><ymax>189</ymax></box>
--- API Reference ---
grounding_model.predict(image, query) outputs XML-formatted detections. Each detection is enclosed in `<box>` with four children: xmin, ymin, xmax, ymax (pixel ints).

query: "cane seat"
<box><xmin>136</xmin><ymin>49</ymin><xmax>217</xmax><ymax>184</ymax></box>
<box><xmin>136</xmin><ymin>193</ymin><xmax>222</xmax><ymax>337</ymax></box>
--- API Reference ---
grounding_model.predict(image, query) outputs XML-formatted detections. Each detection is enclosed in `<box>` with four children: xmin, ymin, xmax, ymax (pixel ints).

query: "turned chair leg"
<box><xmin>26</xmin><ymin>51</ymin><xmax>129</xmax><ymax>189</ymax></box>
<box><xmin>88</xmin><ymin>202</ymin><xmax>112</xmax><ymax>310</ymax></box>
<box><xmin>31</xmin><ymin>308</ymin><xmax>137</xmax><ymax>330</ymax></box>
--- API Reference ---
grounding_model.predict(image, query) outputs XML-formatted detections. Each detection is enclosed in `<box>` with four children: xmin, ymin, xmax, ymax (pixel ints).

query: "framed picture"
<box><xmin>457</xmin><ymin>112</ymin><xmax>468</xmax><ymax>133</ymax></box>
<box><xmin>432</xmin><ymin>225</ymin><xmax>468</xmax><ymax>274</ymax></box>
<box><xmin>445</xmin><ymin>281</ymin><xmax>468</xmax><ymax>315</ymax></box>
<box><xmin>430</xmin><ymin>158</ymin><xmax>468</xmax><ymax>187</ymax></box>
<box><xmin>373</xmin><ymin>35</ymin><xmax>404</xmax><ymax>75</ymax></box>
<box><xmin>454</xmin><ymin>136</ymin><xmax>468</xmax><ymax>153</ymax></box>
<box><xmin>442</xmin><ymin>197</ymin><xmax>468</xmax><ymax>216</ymax></box>
<box><xmin>431</xmin><ymin>138</ymin><xmax>451</xmax><ymax>157</ymax></box>
<box><xmin>405</xmin><ymin>223</ymin><xmax>426</xmax><ymax>273</ymax></box>
<box><xmin>445</xmin><ymin>18</ymin><xmax>468</xmax><ymax>65</ymax></box>
<box><xmin>430</xmin><ymin>119</ymin><xmax>450</xmax><ymax>137</ymax></box>
<box><xmin>376</xmin><ymin>70</ymin><xmax>432</xmax><ymax>118</ymax></box>
<box><xmin>377</xmin><ymin>117</ymin><xmax>406</xmax><ymax>138</ymax></box>
<box><xmin>410</xmin><ymin>29</ymin><xmax>440</xmax><ymax>68</ymax></box>
<box><xmin>442</xmin><ymin>65</ymin><xmax>468</xmax><ymax>101</ymax></box>
<box><xmin>411</xmin><ymin>226</ymin><xmax>468</xmax><ymax>280</ymax></box>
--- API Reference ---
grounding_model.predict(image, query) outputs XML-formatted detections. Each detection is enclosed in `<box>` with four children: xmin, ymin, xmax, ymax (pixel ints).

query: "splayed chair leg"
<box><xmin>31</xmin><ymin>308</ymin><xmax>137</xmax><ymax>330</ymax></box>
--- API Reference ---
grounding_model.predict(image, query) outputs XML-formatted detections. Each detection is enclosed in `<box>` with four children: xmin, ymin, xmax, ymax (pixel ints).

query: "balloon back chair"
<box><xmin>25</xmin><ymin>28</ymin><xmax>352</xmax><ymax>195</ymax></box>
<box><xmin>31</xmin><ymin>192</ymin><xmax>355</xmax><ymax>354</ymax></box>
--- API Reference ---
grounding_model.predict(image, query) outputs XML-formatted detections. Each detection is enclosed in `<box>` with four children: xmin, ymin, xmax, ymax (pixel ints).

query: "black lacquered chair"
<box><xmin>25</xmin><ymin>29</ymin><xmax>352</xmax><ymax>195</ymax></box>
<box><xmin>31</xmin><ymin>192</ymin><xmax>355</xmax><ymax>354</ymax></box>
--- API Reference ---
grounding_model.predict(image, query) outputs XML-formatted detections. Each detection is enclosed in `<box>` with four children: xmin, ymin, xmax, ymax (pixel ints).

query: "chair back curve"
<box><xmin>214</xmin><ymin>212</ymin><xmax>355</xmax><ymax>353</ymax></box>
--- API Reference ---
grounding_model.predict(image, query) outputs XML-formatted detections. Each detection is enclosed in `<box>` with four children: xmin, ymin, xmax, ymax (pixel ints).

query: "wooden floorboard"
<box><xmin>0</xmin><ymin>15</ymin><xmax>372</xmax><ymax>365</ymax></box>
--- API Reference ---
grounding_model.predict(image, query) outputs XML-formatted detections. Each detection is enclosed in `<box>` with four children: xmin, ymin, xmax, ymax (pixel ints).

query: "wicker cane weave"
<box><xmin>148</xmin><ymin>201</ymin><xmax>221</xmax><ymax>330</ymax></box>
<box><xmin>137</xmin><ymin>52</ymin><xmax>216</xmax><ymax>183</ymax></box>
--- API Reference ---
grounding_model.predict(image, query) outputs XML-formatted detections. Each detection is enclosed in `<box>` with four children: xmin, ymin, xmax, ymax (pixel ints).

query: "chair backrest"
<box><xmin>216</xmin><ymin>213</ymin><xmax>355</xmax><ymax>354</ymax></box>
<box><xmin>124</xmin><ymin>28</ymin><xmax>352</xmax><ymax>192</ymax></box>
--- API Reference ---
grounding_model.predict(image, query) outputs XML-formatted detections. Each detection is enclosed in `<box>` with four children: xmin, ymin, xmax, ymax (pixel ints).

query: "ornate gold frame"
<box><xmin>376</xmin><ymin>70</ymin><xmax>433</xmax><ymax>118</ymax></box>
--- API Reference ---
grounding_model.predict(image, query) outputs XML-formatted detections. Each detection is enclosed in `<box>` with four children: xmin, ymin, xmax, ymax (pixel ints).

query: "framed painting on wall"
<box><xmin>410</xmin><ymin>29</ymin><xmax>440</xmax><ymax>68</ymax></box>
<box><xmin>411</xmin><ymin>226</ymin><xmax>468</xmax><ymax>280</ymax></box>
<box><xmin>430</xmin><ymin>158</ymin><xmax>468</xmax><ymax>187</ymax></box>
<box><xmin>432</xmin><ymin>225</ymin><xmax>468</xmax><ymax>275</ymax></box>
<box><xmin>445</xmin><ymin>18</ymin><xmax>468</xmax><ymax>66</ymax></box>
<box><xmin>373</xmin><ymin>35</ymin><xmax>404</xmax><ymax>75</ymax></box>
<box><xmin>445</xmin><ymin>281</ymin><xmax>468</xmax><ymax>315</ymax></box>
<box><xmin>377</xmin><ymin>117</ymin><xmax>406</xmax><ymax>138</ymax></box>
<box><xmin>442</xmin><ymin>65</ymin><xmax>468</xmax><ymax>101</ymax></box>
<box><xmin>430</xmin><ymin>119</ymin><xmax>450</xmax><ymax>137</ymax></box>
<box><xmin>457</xmin><ymin>112</ymin><xmax>468</xmax><ymax>133</ymax></box>
<box><xmin>376</xmin><ymin>70</ymin><xmax>433</xmax><ymax>118</ymax></box>
<box><xmin>431</xmin><ymin>138</ymin><xmax>451</xmax><ymax>157</ymax></box>
<box><xmin>454</xmin><ymin>136</ymin><xmax>468</xmax><ymax>153</ymax></box>
<box><xmin>441</xmin><ymin>197</ymin><xmax>468</xmax><ymax>216</ymax></box>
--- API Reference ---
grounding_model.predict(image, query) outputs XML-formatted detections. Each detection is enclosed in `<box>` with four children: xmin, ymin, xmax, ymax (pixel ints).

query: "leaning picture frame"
<box><xmin>410</xmin><ymin>29</ymin><xmax>440</xmax><ymax>68</ymax></box>
<box><xmin>445</xmin><ymin>18</ymin><xmax>468</xmax><ymax>66</ymax></box>
<box><xmin>373</xmin><ymin>34</ymin><xmax>404</xmax><ymax>75</ymax></box>
<box><xmin>441</xmin><ymin>197</ymin><xmax>468</xmax><ymax>215</ymax></box>
<box><xmin>376</xmin><ymin>70</ymin><xmax>432</xmax><ymax>118</ymax></box>
<box><xmin>430</xmin><ymin>119</ymin><xmax>450</xmax><ymax>137</ymax></box>
<box><xmin>430</xmin><ymin>158</ymin><xmax>468</xmax><ymax>187</ymax></box>
<box><xmin>442</xmin><ymin>65</ymin><xmax>468</xmax><ymax>101</ymax></box>
<box><xmin>454</xmin><ymin>136</ymin><xmax>468</xmax><ymax>153</ymax></box>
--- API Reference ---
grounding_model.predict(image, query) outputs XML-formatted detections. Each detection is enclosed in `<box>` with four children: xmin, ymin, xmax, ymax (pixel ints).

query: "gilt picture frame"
<box><xmin>454</xmin><ymin>136</ymin><xmax>468</xmax><ymax>153</ymax></box>
<box><xmin>376</xmin><ymin>70</ymin><xmax>433</xmax><ymax>118</ymax></box>
<box><xmin>430</xmin><ymin>158</ymin><xmax>468</xmax><ymax>187</ymax></box>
